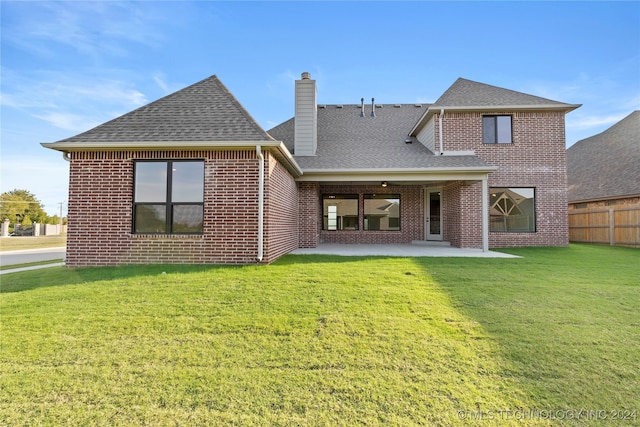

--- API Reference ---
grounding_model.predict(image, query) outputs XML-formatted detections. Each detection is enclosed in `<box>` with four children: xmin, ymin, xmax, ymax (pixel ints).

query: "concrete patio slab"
<box><xmin>290</xmin><ymin>243</ymin><xmax>519</xmax><ymax>258</ymax></box>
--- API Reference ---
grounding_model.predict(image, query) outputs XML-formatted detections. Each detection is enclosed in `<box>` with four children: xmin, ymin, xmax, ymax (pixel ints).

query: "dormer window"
<box><xmin>483</xmin><ymin>115</ymin><xmax>512</xmax><ymax>144</ymax></box>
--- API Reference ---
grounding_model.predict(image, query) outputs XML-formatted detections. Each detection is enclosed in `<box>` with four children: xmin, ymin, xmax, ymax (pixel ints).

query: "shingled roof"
<box><xmin>433</xmin><ymin>78</ymin><xmax>577</xmax><ymax>109</ymax></box>
<box><xmin>268</xmin><ymin>103</ymin><xmax>492</xmax><ymax>171</ymax></box>
<box><xmin>567</xmin><ymin>111</ymin><xmax>640</xmax><ymax>203</ymax></box>
<box><xmin>46</xmin><ymin>75</ymin><xmax>273</xmax><ymax>145</ymax></box>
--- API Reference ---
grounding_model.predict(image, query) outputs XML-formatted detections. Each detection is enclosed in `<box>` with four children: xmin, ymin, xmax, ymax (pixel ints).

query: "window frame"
<box><xmin>489</xmin><ymin>187</ymin><xmax>536</xmax><ymax>233</ymax></box>
<box><xmin>364</xmin><ymin>194</ymin><xmax>401</xmax><ymax>231</ymax></box>
<box><xmin>483</xmin><ymin>115</ymin><xmax>513</xmax><ymax>144</ymax></box>
<box><xmin>322</xmin><ymin>194</ymin><xmax>359</xmax><ymax>231</ymax></box>
<box><xmin>133</xmin><ymin>160</ymin><xmax>205</xmax><ymax>235</ymax></box>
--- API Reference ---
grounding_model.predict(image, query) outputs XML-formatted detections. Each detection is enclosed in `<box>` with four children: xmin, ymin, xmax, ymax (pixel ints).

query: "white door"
<box><xmin>426</xmin><ymin>188</ymin><xmax>443</xmax><ymax>240</ymax></box>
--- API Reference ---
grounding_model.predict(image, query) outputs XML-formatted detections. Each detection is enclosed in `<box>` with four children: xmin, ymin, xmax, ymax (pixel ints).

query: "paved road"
<box><xmin>0</xmin><ymin>247</ymin><xmax>66</xmax><ymax>267</ymax></box>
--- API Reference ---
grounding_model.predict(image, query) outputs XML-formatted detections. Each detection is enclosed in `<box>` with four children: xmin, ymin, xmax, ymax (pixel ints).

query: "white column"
<box><xmin>481</xmin><ymin>178</ymin><xmax>489</xmax><ymax>252</ymax></box>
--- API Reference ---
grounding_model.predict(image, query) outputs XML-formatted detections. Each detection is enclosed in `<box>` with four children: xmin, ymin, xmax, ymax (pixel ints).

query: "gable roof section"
<box><xmin>268</xmin><ymin>103</ymin><xmax>493</xmax><ymax>174</ymax></box>
<box><xmin>410</xmin><ymin>78</ymin><xmax>580</xmax><ymax>135</ymax></box>
<box><xmin>567</xmin><ymin>110</ymin><xmax>640</xmax><ymax>203</ymax></box>
<box><xmin>43</xmin><ymin>75</ymin><xmax>274</xmax><ymax>147</ymax></box>
<box><xmin>433</xmin><ymin>78</ymin><xmax>576</xmax><ymax>109</ymax></box>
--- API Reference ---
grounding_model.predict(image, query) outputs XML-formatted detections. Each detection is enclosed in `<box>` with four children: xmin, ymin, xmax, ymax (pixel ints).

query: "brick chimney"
<box><xmin>294</xmin><ymin>72</ymin><xmax>317</xmax><ymax>156</ymax></box>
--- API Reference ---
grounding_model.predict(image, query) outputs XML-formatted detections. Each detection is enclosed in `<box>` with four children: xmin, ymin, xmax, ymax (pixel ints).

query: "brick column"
<box><xmin>298</xmin><ymin>182</ymin><xmax>319</xmax><ymax>248</ymax></box>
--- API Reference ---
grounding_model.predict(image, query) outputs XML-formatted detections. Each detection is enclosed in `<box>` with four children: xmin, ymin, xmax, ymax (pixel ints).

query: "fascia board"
<box><xmin>40</xmin><ymin>140</ymin><xmax>284</xmax><ymax>151</ymax></box>
<box><xmin>568</xmin><ymin>193</ymin><xmax>640</xmax><ymax>205</ymax></box>
<box><xmin>409</xmin><ymin>104</ymin><xmax>582</xmax><ymax>136</ymax></box>
<box><xmin>296</xmin><ymin>167</ymin><xmax>496</xmax><ymax>182</ymax></box>
<box><xmin>41</xmin><ymin>140</ymin><xmax>303</xmax><ymax>177</ymax></box>
<box><xmin>270</xmin><ymin>142</ymin><xmax>303</xmax><ymax>176</ymax></box>
<box><xmin>428</xmin><ymin>104</ymin><xmax>582</xmax><ymax>113</ymax></box>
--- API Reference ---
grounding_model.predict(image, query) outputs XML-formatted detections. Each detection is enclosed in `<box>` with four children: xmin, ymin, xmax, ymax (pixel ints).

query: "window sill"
<box><xmin>130</xmin><ymin>234</ymin><xmax>205</xmax><ymax>239</ymax></box>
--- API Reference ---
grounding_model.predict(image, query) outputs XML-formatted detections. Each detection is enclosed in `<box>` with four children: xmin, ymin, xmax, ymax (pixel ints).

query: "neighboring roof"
<box><xmin>567</xmin><ymin>111</ymin><xmax>640</xmax><ymax>203</ymax></box>
<box><xmin>44</xmin><ymin>75</ymin><xmax>274</xmax><ymax>146</ymax></box>
<box><xmin>268</xmin><ymin>103</ymin><xmax>492</xmax><ymax>171</ymax></box>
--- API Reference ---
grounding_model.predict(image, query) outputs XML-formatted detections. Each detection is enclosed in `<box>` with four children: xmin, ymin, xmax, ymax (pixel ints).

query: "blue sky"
<box><xmin>1</xmin><ymin>1</ymin><xmax>639</xmax><ymax>215</ymax></box>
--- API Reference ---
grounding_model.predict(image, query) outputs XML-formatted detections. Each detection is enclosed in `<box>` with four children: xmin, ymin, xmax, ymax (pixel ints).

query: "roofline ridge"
<box><xmin>211</xmin><ymin>75</ymin><xmax>274</xmax><ymax>141</ymax></box>
<box><xmin>55</xmin><ymin>74</ymin><xmax>222</xmax><ymax>142</ymax></box>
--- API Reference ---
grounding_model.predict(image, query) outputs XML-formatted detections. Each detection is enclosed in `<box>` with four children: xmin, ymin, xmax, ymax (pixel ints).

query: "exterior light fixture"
<box><xmin>381</xmin><ymin>181</ymin><xmax>388</xmax><ymax>187</ymax></box>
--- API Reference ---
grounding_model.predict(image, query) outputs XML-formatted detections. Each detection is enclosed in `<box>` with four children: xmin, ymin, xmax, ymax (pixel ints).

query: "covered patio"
<box><xmin>290</xmin><ymin>242</ymin><xmax>519</xmax><ymax>258</ymax></box>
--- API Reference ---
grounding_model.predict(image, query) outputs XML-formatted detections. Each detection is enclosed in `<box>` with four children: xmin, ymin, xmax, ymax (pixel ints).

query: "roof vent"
<box><xmin>301</xmin><ymin>72</ymin><xmax>311</xmax><ymax>80</ymax></box>
<box><xmin>394</xmin><ymin>104</ymin><xmax>401</xmax><ymax>108</ymax></box>
<box><xmin>415</xmin><ymin>104</ymin><xmax>423</xmax><ymax>108</ymax></box>
<box><xmin>360</xmin><ymin>98</ymin><xmax>365</xmax><ymax>117</ymax></box>
<box><xmin>336</xmin><ymin>105</ymin><xmax>343</xmax><ymax>109</ymax></box>
<box><xmin>370</xmin><ymin>98</ymin><xmax>376</xmax><ymax>118</ymax></box>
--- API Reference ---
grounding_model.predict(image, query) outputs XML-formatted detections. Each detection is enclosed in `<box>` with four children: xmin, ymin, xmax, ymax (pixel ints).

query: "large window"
<box><xmin>483</xmin><ymin>115</ymin><xmax>512</xmax><ymax>144</ymax></box>
<box><xmin>490</xmin><ymin>187</ymin><xmax>535</xmax><ymax>232</ymax></box>
<box><xmin>133</xmin><ymin>160</ymin><xmax>204</xmax><ymax>234</ymax></box>
<box><xmin>323</xmin><ymin>195</ymin><xmax>358</xmax><ymax>230</ymax></box>
<box><xmin>364</xmin><ymin>194</ymin><xmax>400</xmax><ymax>231</ymax></box>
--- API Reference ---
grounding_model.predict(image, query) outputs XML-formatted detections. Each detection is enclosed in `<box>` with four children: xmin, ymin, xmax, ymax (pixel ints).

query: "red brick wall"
<box><xmin>297</xmin><ymin>182</ymin><xmax>320</xmax><ymax>247</ymax></box>
<box><xmin>66</xmin><ymin>151</ymin><xmax>133</xmax><ymax>266</ymax></box>
<box><xmin>263</xmin><ymin>152</ymin><xmax>299</xmax><ymax>262</ymax></box>
<box><xmin>437</xmin><ymin>111</ymin><xmax>569</xmax><ymax>247</ymax></box>
<box><xmin>66</xmin><ymin>149</ymin><xmax>296</xmax><ymax>267</ymax></box>
<box><xmin>316</xmin><ymin>184</ymin><xmax>423</xmax><ymax>244</ymax></box>
<box><xmin>442</xmin><ymin>181</ymin><xmax>483</xmax><ymax>248</ymax></box>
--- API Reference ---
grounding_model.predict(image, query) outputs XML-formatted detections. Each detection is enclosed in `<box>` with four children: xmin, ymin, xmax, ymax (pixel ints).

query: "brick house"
<box><xmin>43</xmin><ymin>72</ymin><xmax>579</xmax><ymax>266</ymax></box>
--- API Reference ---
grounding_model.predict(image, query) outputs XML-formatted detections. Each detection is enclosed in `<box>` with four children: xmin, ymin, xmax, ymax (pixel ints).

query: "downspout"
<box><xmin>256</xmin><ymin>145</ymin><xmax>264</xmax><ymax>262</ymax></box>
<box><xmin>438</xmin><ymin>108</ymin><xmax>444</xmax><ymax>155</ymax></box>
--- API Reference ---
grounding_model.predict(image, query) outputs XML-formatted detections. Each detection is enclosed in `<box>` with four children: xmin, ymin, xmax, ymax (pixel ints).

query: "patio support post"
<box><xmin>481</xmin><ymin>177</ymin><xmax>489</xmax><ymax>252</ymax></box>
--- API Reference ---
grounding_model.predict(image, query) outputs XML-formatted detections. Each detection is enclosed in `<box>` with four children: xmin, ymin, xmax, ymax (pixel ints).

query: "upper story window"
<box><xmin>133</xmin><ymin>160</ymin><xmax>204</xmax><ymax>234</ymax></box>
<box><xmin>483</xmin><ymin>115</ymin><xmax>512</xmax><ymax>144</ymax></box>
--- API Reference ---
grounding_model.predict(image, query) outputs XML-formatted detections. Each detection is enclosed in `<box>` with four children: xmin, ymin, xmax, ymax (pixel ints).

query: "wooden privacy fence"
<box><xmin>568</xmin><ymin>204</ymin><xmax>640</xmax><ymax>247</ymax></box>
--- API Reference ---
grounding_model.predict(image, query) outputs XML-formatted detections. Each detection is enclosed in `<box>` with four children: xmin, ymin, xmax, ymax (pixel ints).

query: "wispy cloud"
<box><xmin>153</xmin><ymin>73</ymin><xmax>171</xmax><ymax>94</ymax></box>
<box><xmin>2</xmin><ymin>71</ymin><xmax>147</xmax><ymax>132</ymax></box>
<box><xmin>3</xmin><ymin>2</ymin><xmax>167</xmax><ymax>59</ymax></box>
<box><xmin>151</xmin><ymin>72</ymin><xmax>187</xmax><ymax>96</ymax></box>
<box><xmin>567</xmin><ymin>113</ymin><xmax>632</xmax><ymax>131</ymax></box>
<box><xmin>33</xmin><ymin>112</ymin><xmax>102</xmax><ymax>133</ymax></box>
<box><xmin>522</xmin><ymin>67</ymin><xmax>640</xmax><ymax>146</ymax></box>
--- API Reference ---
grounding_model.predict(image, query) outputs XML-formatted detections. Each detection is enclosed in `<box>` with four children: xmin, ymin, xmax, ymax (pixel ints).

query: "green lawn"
<box><xmin>0</xmin><ymin>235</ymin><xmax>66</xmax><ymax>251</ymax></box>
<box><xmin>1</xmin><ymin>245</ymin><xmax>638</xmax><ymax>426</ymax></box>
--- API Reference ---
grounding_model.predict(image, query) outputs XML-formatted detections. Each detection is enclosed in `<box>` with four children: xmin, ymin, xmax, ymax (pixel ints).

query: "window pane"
<box><xmin>327</xmin><ymin>205</ymin><xmax>338</xmax><ymax>230</ymax></box>
<box><xmin>490</xmin><ymin>188</ymin><xmax>535</xmax><ymax>232</ymax></box>
<box><xmin>483</xmin><ymin>116</ymin><xmax>496</xmax><ymax>144</ymax></box>
<box><xmin>496</xmin><ymin>116</ymin><xmax>512</xmax><ymax>143</ymax></box>
<box><xmin>364</xmin><ymin>194</ymin><xmax>400</xmax><ymax>231</ymax></box>
<box><xmin>172</xmin><ymin>205</ymin><xmax>203</xmax><ymax>233</ymax></box>
<box><xmin>323</xmin><ymin>195</ymin><xmax>358</xmax><ymax>230</ymax></box>
<box><xmin>172</xmin><ymin>161</ymin><xmax>204</xmax><ymax>202</ymax></box>
<box><xmin>135</xmin><ymin>162</ymin><xmax>167</xmax><ymax>202</ymax></box>
<box><xmin>135</xmin><ymin>205</ymin><xmax>167</xmax><ymax>233</ymax></box>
